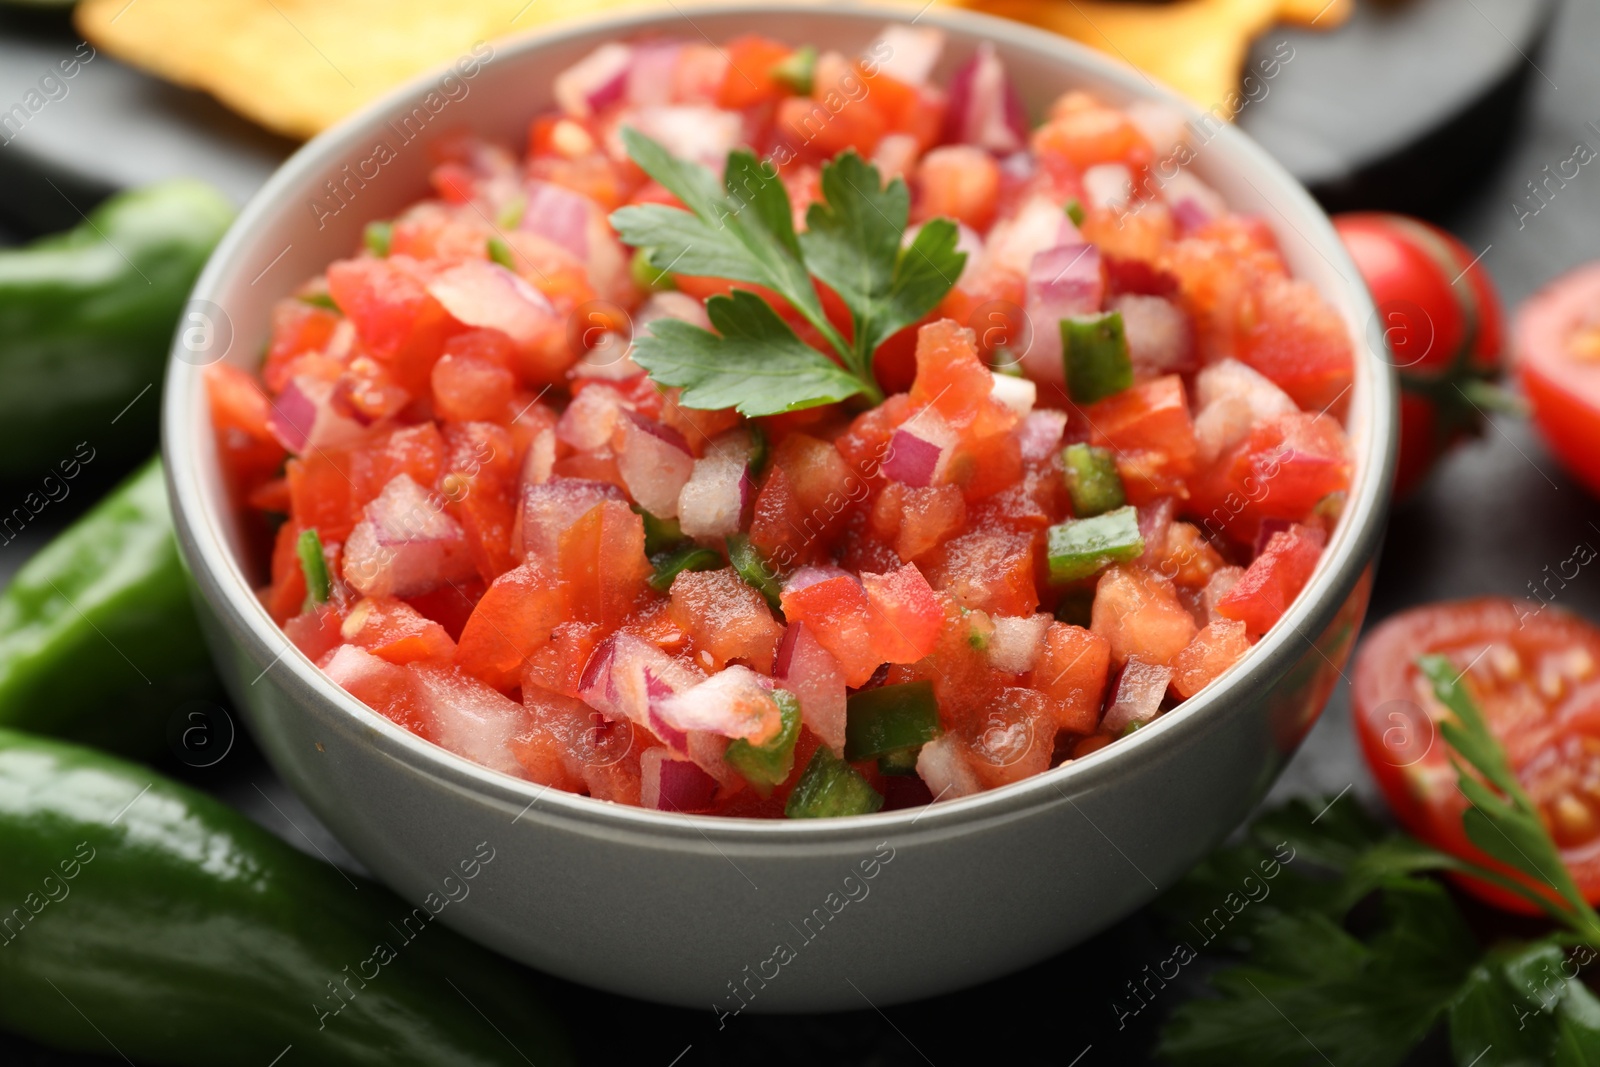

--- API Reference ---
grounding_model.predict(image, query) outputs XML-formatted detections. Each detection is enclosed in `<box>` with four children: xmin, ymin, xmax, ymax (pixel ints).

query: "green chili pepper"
<box><xmin>298</xmin><ymin>527</ymin><xmax>331</xmax><ymax>608</ymax></box>
<box><xmin>1062</xmin><ymin>442</ymin><xmax>1126</xmax><ymax>517</ymax></box>
<box><xmin>771</xmin><ymin>44</ymin><xmax>818</xmax><ymax>95</ymax></box>
<box><xmin>629</xmin><ymin>247</ymin><xmax>676</xmax><ymax>292</ymax></box>
<box><xmin>1064</xmin><ymin>198</ymin><xmax>1087</xmax><ymax>227</ymax></box>
<box><xmin>727</xmin><ymin>533</ymin><xmax>782</xmax><ymax>612</ymax></box>
<box><xmin>648</xmin><ymin>543</ymin><xmax>722</xmax><ymax>592</ymax></box>
<box><xmin>486</xmin><ymin>236</ymin><xmax>517</xmax><ymax>269</ymax></box>
<box><xmin>0</xmin><ymin>180</ymin><xmax>233</xmax><ymax>480</ymax></box>
<box><xmin>495</xmin><ymin>194</ymin><xmax>527</xmax><ymax>230</ymax></box>
<box><xmin>1046</xmin><ymin>505</ymin><xmax>1144</xmax><ymax>583</ymax></box>
<box><xmin>724</xmin><ymin>689</ymin><xmax>800</xmax><ymax>796</ymax></box>
<box><xmin>0</xmin><ymin>456</ymin><xmax>220</xmax><ymax>755</ymax></box>
<box><xmin>1062</xmin><ymin>311</ymin><xmax>1133</xmax><ymax>405</ymax></box>
<box><xmin>877</xmin><ymin>746</ymin><xmax>921</xmax><ymax>776</ymax></box>
<box><xmin>363</xmin><ymin>220</ymin><xmax>393</xmax><ymax>256</ymax></box>
<box><xmin>844</xmin><ymin>680</ymin><xmax>943</xmax><ymax>762</ymax></box>
<box><xmin>746</xmin><ymin>423</ymin><xmax>769</xmax><ymax>477</ymax></box>
<box><xmin>634</xmin><ymin>507</ymin><xmax>686</xmax><ymax>556</ymax></box>
<box><xmin>784</xmin><ymin>745</ymin><xmax>883</xmax><ymax>819</ymax></box>
<box><xmin>0</xmin><ymin>728</ymin><xmax>573</xmax><ymax>1067</ymax></box>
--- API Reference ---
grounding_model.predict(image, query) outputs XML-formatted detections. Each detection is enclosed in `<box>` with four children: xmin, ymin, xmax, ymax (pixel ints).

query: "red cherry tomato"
<box><xmin>1514</xmin><ymin>262</ymin><xmax>1600</xmax><ymax>497</ymax></box>
<box><xmin>1333</xmin><ymin>213</ymin><xmax>1507</xmax><ymax>498</ymax></box>
<box><xmin>1353</xmin><ymin>598</ymin><xmax>1600</xmax><ymax>912</ymax></box>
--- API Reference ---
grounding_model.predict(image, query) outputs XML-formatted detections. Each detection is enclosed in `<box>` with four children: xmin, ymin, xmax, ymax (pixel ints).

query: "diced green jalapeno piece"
<box><xmin>727</xmin><ymin>533</ymin><xmax>782</xmax><ymax>612</ymax></box>
<box><xmin>298</xmin><ymin>291</ymin><xmax>338</xmax><ymax>310</ymax></box>
<box><xmin>877</xmin><ymin>746</ymin><xmax>921</xmax><ymax>776</ymax></box>
<box><xmin>1046</xmin><ymin>505</ymin><xmax>1144</xmax><ymax>583</ymax></box>
<box><xmin>629</xmin><ymin>246</ymin><xmax>677</xmax><ymax>292</ymax></box>
<box><xmin>844</xmin><ymin>680</ymin><xmax>942</xmax><ymax>762</ymax></box>
<box><xmin>297</xmin><ymin>528</ymin><xmax>330</xmax><ymax>609</ymax></box>
<box><xmin>635</xmin><ymin>508</ymin><xmax>686</xmax><ymax>556</ymax></box>
<box><xmin>1064</xmin><ymin>197</ymin><xmax>1086</xmax><ymax>226</ymax></box>
<box><xmin>771</xmin><ymin>44</ymin><xmax>818</xmax><ymax>95</ymax></box>
<box><xmin>1062</xmin><ymin>311</ymin><xmax>1133</xmax><ymax>405</ymax></box>
<box><xmin>784</xmin><ymin>745</ymin><xmax>884</xmax><ymax>819</ymax></box>
<box><xmin>487</xmin><ymin>236</ymin><xmax>517</xmax><ymax>269</ymax></box>
<box><xmin>647</xmin><ymin>544</ymin><xmax>722</xmax><ymax>593</ymax></box>
<box><xmin>1062</xmin><ymin>442</ymin><xmax>1126</xmax><ymax>517</ymax></box>
<box><xmin>725</xmin><ymin>690</ymin><xmax>801</xmax><ymax>796</ymax></box>
<box><xmin>746</xmin><ymin>423</ymin><xmax>769</xmax><ymax>477</ymax></box>
<box><xmin>363</xmin><ymin>220</ymin><xmax>392</xmax><ymax>257</ymax></box>
<box><xmin>496</xmin><ymin>193</ymin><xmax>527</xmax><ymax>230</ymax></box>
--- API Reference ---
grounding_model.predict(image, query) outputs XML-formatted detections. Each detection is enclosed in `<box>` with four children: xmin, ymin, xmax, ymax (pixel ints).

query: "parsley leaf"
<box><xmin>629</xmin><ymin>289</ymin><xmax>865</xmax><ymax>416</ymax></box>
<box><xmin>1449</xmin><ymin>939</ymin><xmax>1600</xmax><ymax>1067</ymax></box>
<box><xmin>608</xmin><ymin>131</ymin><xmax>967</xmax><ymax>415</ymax></box>
<box><xmin>799</xmin><ymin>151</ymin><xmax>966</xmax><ymax>364</ymax></box>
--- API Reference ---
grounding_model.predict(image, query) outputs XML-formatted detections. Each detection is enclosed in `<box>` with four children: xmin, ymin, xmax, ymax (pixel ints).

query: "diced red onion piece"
<box><xmin>867</xmin><ymin>24</ymin><xmax>944</xmax><ymax>85</ymax></box>
<box><xmin>985</xmin><ymin>195</ymin><xmax>1079</xmax><ymax>277</ymax></box>
<box><xmin>617</xmin><ymin>412</ymin><xmax>694</xmax><ymax>518</ymax></box>
<box><xmin>882</xmin><ymin>425</ymin><xmax>946</xmax><ymax>488</ymax></box>
<box><xmin>521</xmin><ymin>428</ymin><xmax>556</xmax><ymax>488</ymax></box>
<box><xmin>1163</xmin><ymin>171</ymin><xmax>1226</xmax><ymax>235</ymax></box>
<box><xmin>636</xmin><ymin>291</ymin><xmax>712</xmax><ymax>332</ymax></box>
<box><xmin>915</xmin><ymin>735</ymin><xmax>982</xmax><ymax>799</ymax></box>
<box><xmin>1101</xmin><ymin>658</ymin><xmax>1174</xmax><ymax>735</ymax></box>
<box><xmin>1126</xmin><ymin>100</ymin><xmax>1189</xmax><ymax>162</ymax></box>
<box><xmin>410</xmin><ymin>665</ymin><xmax>532</xmax><ymax>778</ymax></box>
<box><xmin>555</xmin><ymin>43</ymin><xmax>632</xmax><ymax>118</ymax></box>
<box><xmin>556</xmin><ymin>383</ymin><xmax>626</xmax><ymax>451</ymax></box>
<box><xmin>1111</xmin><ymin>294</ymin><xmax>1194</xmax><ymax>377</ymax></box>
<box><xmin>513</xmin><ymin>477</ymin><xmax>626</xmax><ymax>560</ymax></box>
<box><xmin>677</xmin><ymin>451</ymin><xmax>747</xmax><ymax>539</ymax></box>
<box><xmin>987</xmin><ymin>615</ymin><xmax>1051</xmax><ymax>674</ymax></box>
<box><xmin>1017</xmin><ymin>409</ymin><xmax>1068</xmax><ymax>462</ymax></box>
<box><xmin>783</xmin><ymin>564</ymin><xmax>853</xmax><ymax>596</ymax></box>
<box><xmin>1022</xmin><ymin>243</ymin><xmax>1104</xmax><ymax>386</ymax></box>
<box><xmin>427</xmin><ymin>260</ymin><xmax>555</xmax><ymax>349</ymax></box>
<box><xmin>775</xmin><ymin>622</ymin><xmax>847</xmax><ymax>754</ymax></box>
<box><xmin>267</xmin><ymin>375</ymin><xmax>366</xmax><ymax>455</ymax></box>
<box><xmin>1082</xmin><ymin>163</ymin><xmax>1134</xmax><ymax>211</ymax></box>
<box><xmin>872</xmin><ymin>132</ymin><xmax>921</xmax><ymax>180</ymax></box>
<box><xmin>942</xmin><ymin>42</ymin><xmax>1026</xmax><ymax>154</ymax></box>
<box><xmin>1193</xmin><ymin>359</ymin><xmax>1299</xmax><ymax>465</ymax></box>
<box><xmin>343</xmin><ymin>474</ymin><xmax>473</xmax><ymax>599</ymax></box>
<box><xmin>641</xmin><ymin>748</ymin><xmax>720</xmax><ymax>812</ymax></box>
<box><xmin>520</xmin><ymin>180</ymin><xmax>593</xmax><ymax>262</ymax></box>
<box><xmin>579</xmin><ymin>632</ymin><xmax>702</xmax><ymax>726</ymax></box>
<box><xmin>627</xmin><ymin>41</ymin><xmax>682</xmax><ymax>106</ymax></box>
<box><xmin>649</xmin><ymin>665</ymin><xmax>782</xmax><ymax>745</ymax></box>
<box><xmin>625</xmin><ymin>106</ymin><xmax>742</xmax><ymax>167</ymax></box>
<box><xmin>1138</xmin><ymin>498</ymin><xmax>1175</xmax><ymax>568</ymax></box>
<box><xmin>989</xmin><ymin>373</ymin><xmax>1036</xmax><ymax>418</ymax></box>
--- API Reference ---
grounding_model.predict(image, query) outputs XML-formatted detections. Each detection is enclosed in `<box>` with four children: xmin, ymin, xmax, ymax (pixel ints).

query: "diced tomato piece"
<box><xmin>455</xmin><ymin>559</ymin><xmax>565</xmax><ymax>690</ymax></box>
<box><xmin>402</xmin><ymin>580</ymin><xmax>483</xmax><ymax>641</ymax></box>
<box><xmin>1031</xmin><ymin>622</ymin><xmax>1111</xmax><ymax>734</ymax></box>
<box><xmin>284</xmin><ymin>603</ymin><xmax>343</xmax><ymax>662</ymax></box>
<box><xmin>322</xmin><ymin>645</ymin><xmax>435</xmax><ymax>741</ymax></box>
<box><xmin>1157</xmin><ymin>522</ymin><xmax>1226</xmax><ymax>589</ymax></box>
<box><xmin>1171</xmin><ymin>618</ymin><xmax>1251</xmax><ymax>698</ymax></box>
<box><xmin>862</xmin><ymin>562</ymin><xmax>943</xmax><ymax>664</ymax></box>
<box><xmin>342</xmin><ymin>596</ymin><xmax>456</xmax><ymax>665</ymax></box>
<box><xmin>264</xmin><ymin>519</ymin><xmax>309</xmax><ymax>624</ymax></box>
<box><xmin>1033</xmin><ymin>96</ymin><xmax>1153</xmax><ymax>172</ymax></box>
<box><xmin>750</xmin><ymin>434</ymin><xmax>857</xmax><ymax>566</ymax></box>
<box><xmin>331</xmin><ymin>356</ymin><xmax>410</xmax><ymax>425</ymax></box>
<box><xmin>910</xmin><ymin>319</ymin><xmax>1015</xmax><ymax>438</ymax></box>
<box><xmin>432</xmin><ymin>331</ymin><xmax>518</xmax><ymax>422</ymax></box>
<box><xmin>1087</xmin><ymin>374</ymin><xmax>1198</xmax><ymax>504</ymax></box>
<box><xmin>873</xmin><ymin>482</ymin><xmax>966</xmax><ymax>561</ymax></box>
<box><xmin>286</xmin><ymin>452</ymin><xmax>356</xmax><ymax>541</ymax></box>
<box><xmin>522</xmin><ymin>620</ymin><xmax>604</xmax><ymax>700</ymax></box>
<box><xmin>350</xmin><ymin>423</ymin><xmax>446</xmax><ymax>515</ymax></box>
<box><xmin>833</xmin><ymin>393</ymin><xmax>916</xmax><ymax>478</ymax></box>
<box><xmin>946</xmin><ymin>429</ymin><xmax>1024</xmax><ymax>502</ymax></box>
<box><xmin>779</xmin><ymin>575</ymin><xmax>882</xmax><ymax>687</ymax></box>
<box><xmin>1190</xmin><ymin>412</ymin><xmax>1350</xmax><ymax>544</ymax></box>
<box><xmin>206</xmin><ymin>363</ymin><xmax>287</xmax><ymax>503</ymax></box>
<box><xmin>668</xmin><ymin>567</ymin><xmax>784</xmax><ymax>673</ymax></box>
<box><xmin>263</xmin><ymin>298</ymin><xmax>342</xmax><ymax>393</ymax></box>
<box><xmin>555</xmin><ymin>500</ymin><xmax>650</xmax><ymax>629</ymax></box>
<box><xmin>964</xmin><ymin>687</ymin><xmax>1057</xmax><ymax>789</ymax></box>
<box><xmin>925</xmin><ymin>531</ymin><xmax>1039</xmax><ymax>617</ymax></box>
<box><xmin>1237</xmin><ymin>275</ymin><xmax>1354</xmax><ymax>413</ymax></box>
<box><xmin>717</xmin><ymin>35</ymin><xmax>794</xmax><ymax>108</ymax></box>
<box><xmin>917</xmin><ymin>146</ymin><xmax>1001</xmax><ymax>231</ymax></box>
<box><xmin>326</xmin><ymin>255</ymin><xmax>453</xmax><ymax>392</ymax></box>
<box><xmin>778</xmin><ymin>91</ymin><xmax>885</xmax><ymax>159</ymax></box>
<box><xmin>1091</xmin><ymin>564</ymin><xmax>1197</xmax><ymax>668</ymax></box>
<box><xmin>1215</xmin><ymin>524</ymin><xmax>1326</xmax><ymax>637</ymax></box>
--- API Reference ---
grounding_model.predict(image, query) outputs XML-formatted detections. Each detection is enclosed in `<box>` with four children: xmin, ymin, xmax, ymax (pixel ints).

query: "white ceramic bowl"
<box><xmin>164</xmin><ymin>2</ymin><xmax>1396</xmax><ymax>1011</ymax></box>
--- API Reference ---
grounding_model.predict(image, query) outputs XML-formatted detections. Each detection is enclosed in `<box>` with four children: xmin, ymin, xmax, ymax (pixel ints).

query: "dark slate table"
<box><xmin>0</xmin><ymin>0</ymin><xmax>1595</xmax><ymax>1062</ymax></box>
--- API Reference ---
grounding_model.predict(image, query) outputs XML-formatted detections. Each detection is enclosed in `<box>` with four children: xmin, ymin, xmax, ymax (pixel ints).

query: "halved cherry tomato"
<box><xmin>1334</xmin><ymin>213</ymin><xmax>1508</xmax><ymax>498</ymax></box>
<box><xmin>1353</xmin><ymin>597</ymin><xmax>1600</xmax><ymax>911</ymax></box>
<box><xmin>1515</xmin><ymin>262</ymin><xmax>1600</xmax><ymax>498</ymax></box>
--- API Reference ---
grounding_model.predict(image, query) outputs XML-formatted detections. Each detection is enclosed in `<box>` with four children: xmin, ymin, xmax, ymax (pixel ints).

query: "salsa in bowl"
<box><xmin>168</xmin><ymin>2</ymin><xmax>1390</xmax><ymax>1008</ymax></box>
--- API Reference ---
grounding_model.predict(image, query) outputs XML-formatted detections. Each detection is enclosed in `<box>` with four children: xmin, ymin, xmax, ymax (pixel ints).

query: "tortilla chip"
<box><xmin>75</xmin><ymin>0</ymin><xmax>650</xmax><ymax>139</ymax></box>
<box><xmin>954</xmin><ymin>0</ymin><xmax>1347</xmax><ymax>118</ymax></box>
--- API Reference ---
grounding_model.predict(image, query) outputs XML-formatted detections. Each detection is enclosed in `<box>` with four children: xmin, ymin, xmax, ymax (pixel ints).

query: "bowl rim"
<box><xmin>165</xmin><ymin>0</ymin><xmax>1396</xmax><ymax>844</ymax></box>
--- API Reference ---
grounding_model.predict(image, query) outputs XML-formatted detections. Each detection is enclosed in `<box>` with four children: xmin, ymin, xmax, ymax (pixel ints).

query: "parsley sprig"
<box><xmin>608</xmin><ymin>130</ymin><xmax>966</xmax><ymax>416</ymax></box>
<box><xmin>1157</xmin><ymin>660</ymin><xmax>1600</xmax><ymax>1066</ymax></box>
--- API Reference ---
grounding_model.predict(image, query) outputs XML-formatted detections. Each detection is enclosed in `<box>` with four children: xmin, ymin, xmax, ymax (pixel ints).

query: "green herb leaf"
<box><xmin>771</xmin><ymin>44</ymin><xmax>817</xmax><ymax>94</ymax></box>
<box><xmin>296</xmin><ymin>528</ymin><xmax>330</xmax><ymax>610</ymax></box>
<box><xmin>1419</xmin><ymin>653</ymin><xmax>1600</xmax><ymax>939</ymax></box>
<box><xmin>630</xmin><ymin>289</ymin><xmax>865</xmax><ymax>416</ymax></box>
<box><xmin>799</xmin><ymin>151</ymin><xmax>965</xmax><ymax>364</ymax></box>
<box><xmin>1448</xmin><ymin>939</ymin><xmax>1600</xmax><ymax>1067</ymax></box>
<box><xmin>363</xmin><ymin>220</ymin><xmax>392</xmax><ymax>257</ymax></box>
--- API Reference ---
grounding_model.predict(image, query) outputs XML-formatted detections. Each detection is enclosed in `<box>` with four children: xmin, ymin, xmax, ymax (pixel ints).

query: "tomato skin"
<box><xmin>1334</xmin><ymin>213</ymin><xmax>1506</xmax><ymax>498</ymax></box>
<box><xmin>1352</xmin><ymin>598</ymin><xmax>1600</xmax><ymax>912</ymax></box>
<box><xmin>1514</xmin><ymin>262</ymin><xmax>1600</xmax><ymax>498</ymax></box>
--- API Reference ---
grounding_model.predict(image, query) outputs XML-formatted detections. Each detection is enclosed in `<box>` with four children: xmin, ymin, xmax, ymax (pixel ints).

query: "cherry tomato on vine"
<box><xmin>1334</xmin><ymin>213</ymin><xmax>1512</xmax><ymax>498</ymax></box>
<box><xmin>1353</xmin><ymin>597</ymin><xmax>1600</xmax><ymax>913</ymax></box>
<box><xmin>1514</xmin><ymin>262</ymin><xmax>1600</xmax><ymax>497</ymax></box>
